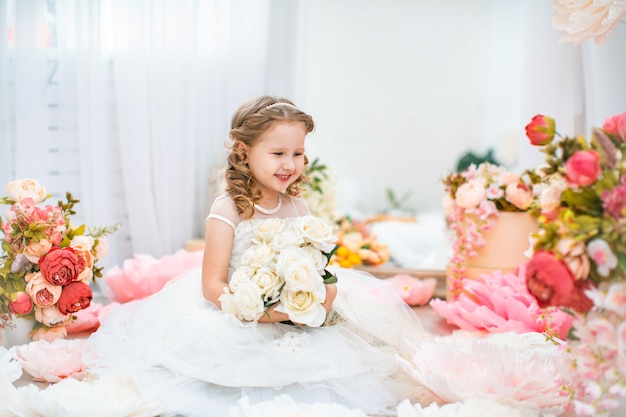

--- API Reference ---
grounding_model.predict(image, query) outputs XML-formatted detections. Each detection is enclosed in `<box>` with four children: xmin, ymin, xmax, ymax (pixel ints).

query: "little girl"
<box><xmin>83</xmin><ymin>96</ymin><xmax>427</xmax><ymax>416</ymax></box>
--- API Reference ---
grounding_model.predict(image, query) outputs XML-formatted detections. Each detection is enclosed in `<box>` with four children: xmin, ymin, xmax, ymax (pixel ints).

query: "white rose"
<box><xmin>7</xmin><ymin>178</ymin><xmax>47</xmax><ymax>203</ymax></box>
<box><xmin>94</xmin><ymin>237</ymin><xmax>110</xmax><ymax>259</ymax></box>
<box><xmin>276</xmin><ymin>248</ymin><xmax>319</xmax><ymax>289</ymax></box>
<box><xmin>270</xmin><ymin>228</ymin><xmax>304</xmax><ymax>251</ymax></box>
<box><xmin>70</xmin><ymin>235</ymin><xmax>95</xmax><ymax>252</ymax></box>
<box><xmin>301</xmin><ymin>245</ymin><xmax>329</xmax><ymax>274</ymax></box>
<box><xmin>294</xmin><ymin>215</ymin><xmax>336</xmax><ymax>253</ymax></box>
<box><xmin>229</xmin><ymin>266</ymin><xmax>256</xmax><ymax>289</ymax></box>
<box><xmin>252</xmin><ymin>218</ymin><xmax>285</xmax><ymax>244</ymax></box>
<box><xmin>239</xmin><ymin>244</ymin><xmax>276</xmax><ymax>269</ymax></box>
<box><xmin>281</xmin><ymin>256</ymin><xmax>322</xmax><ymax>292</ymax></box>
<box><xmin>218</xmin><ymin>282</ymin><xmax>264</xmax><ymax>321</ymax></box>
<box><xmin>250</xmin><ymin>266</ymin><xmax>284</xmax><ymax>303</ymax></box>
<box><xmin>275</xmin><ymin>283</ymin><xmax>327</xmax><ymax>327</ymax></box>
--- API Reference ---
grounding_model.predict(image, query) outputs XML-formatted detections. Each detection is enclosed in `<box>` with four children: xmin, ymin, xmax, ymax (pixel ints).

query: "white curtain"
<box><xmin>0</xmin><ymin>0</ymin><xmax>305</xmax><ymax>269</ymax></box>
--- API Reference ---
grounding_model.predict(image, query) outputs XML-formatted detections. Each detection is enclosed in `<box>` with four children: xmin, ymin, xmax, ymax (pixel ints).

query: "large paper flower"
<box><xmin>398</xmin><ymin>332</ymin><xmax>568</xmax><ymax>415</ymax></box>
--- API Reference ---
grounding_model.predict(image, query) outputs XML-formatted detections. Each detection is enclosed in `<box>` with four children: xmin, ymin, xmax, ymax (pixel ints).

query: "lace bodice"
<box><xmin>206</xmin><ymin>193</ymin><xmax>308</xmax><ymax>280</ymax></box>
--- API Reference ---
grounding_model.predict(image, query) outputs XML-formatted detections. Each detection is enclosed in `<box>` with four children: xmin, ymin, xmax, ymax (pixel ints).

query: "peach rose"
<box><xmin>34</xmin><ymin>305</ymin><xmax>72</xmax><ymax>328</ymax></box>
<box><xmin>23</xmin><ymin>238</ymin><xmax>53</xmax><ymax>263</ymax></box>
<box><xmin>455</xmin><ymin>179</ymin><xmax>486</xmax><ymax>209</ymax></box>
<box><xmin>6</xmin><ymin>178</ymin><xmax>47</xmax><ymax>204</ymax></box>
<box><xmin>556</xmin><ymin>238</ymin><xmax>590</xmax><ymax>281</ymax></box>
<box><xmin>539</xmin><ymin>181</ymin><xmax>566</xmax><ymax>216</ymax></box>
<box><xmin>25</xmin><ymin>271</ymin><xmax>62</xmax><ymax>307</ymax></box>
<box><xmin>505</xmin><ymin>182</ymin><xmax>533</xmax><ymax>210</ymax></box>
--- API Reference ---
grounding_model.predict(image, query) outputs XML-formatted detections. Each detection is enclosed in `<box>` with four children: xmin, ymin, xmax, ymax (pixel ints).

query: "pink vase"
<box><xmin>446</xmin><ymin>211</ymin><xmax>538</xmax><ymax>300</ymax></box>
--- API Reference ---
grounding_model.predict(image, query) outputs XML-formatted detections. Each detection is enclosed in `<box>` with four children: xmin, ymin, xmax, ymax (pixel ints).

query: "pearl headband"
<box><xmin>264</xmin><ymin>102</ymin><xmax>298</xmax><ymax>111</ymax></box>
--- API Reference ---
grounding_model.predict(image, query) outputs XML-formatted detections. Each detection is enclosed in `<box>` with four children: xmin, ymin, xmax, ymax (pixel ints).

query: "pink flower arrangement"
<box><xmin>0</xmin><ymin>179</ymin><xmax>119</xmax><ymax>341</ymax></box>
<box><xmin>441</xmin><ymin>162</ymin><xmax>538</xmax><ymax>298</ymax></box>
<box><xmin>523</xmin><ymin>111</ymin><xmax>626</xmax><ymax>415</ymax></box>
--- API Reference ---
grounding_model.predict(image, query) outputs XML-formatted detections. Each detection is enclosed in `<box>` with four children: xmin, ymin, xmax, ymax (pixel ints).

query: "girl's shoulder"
<box><xmin>206</xmin><ymin>194</ymin><xmax>240</xmax><ymax>229</ymax></box>
<box><xmin>283</xmin><ymin>194</ymin><xmax>311</xmax><ymax>217</ymax></box>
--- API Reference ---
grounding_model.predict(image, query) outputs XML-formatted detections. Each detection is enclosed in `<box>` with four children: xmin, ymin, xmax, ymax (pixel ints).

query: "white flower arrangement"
<box><xmin>219</xmin><ymin>216</ymin><xmax>338</xmax><ymax>327</ymax></box>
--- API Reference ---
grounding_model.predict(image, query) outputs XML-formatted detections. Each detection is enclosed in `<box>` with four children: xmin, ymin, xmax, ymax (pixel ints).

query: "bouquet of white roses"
<box><xmin>219</xmin><ymin>215</ymin><xmax>338</xmax><ymax>327</ymax></box>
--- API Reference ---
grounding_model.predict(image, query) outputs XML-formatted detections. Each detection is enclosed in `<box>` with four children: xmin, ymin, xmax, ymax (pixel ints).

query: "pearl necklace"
<box><xmin>254</xmin><ymin>195</ymin><xmax>282</xmax><ymax>215</ymax></box>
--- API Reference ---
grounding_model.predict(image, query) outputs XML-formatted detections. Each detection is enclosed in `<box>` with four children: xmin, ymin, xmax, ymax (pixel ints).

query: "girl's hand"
<box><xmin>323</xmin><ymin>283</ymin><xmax>337</xmax><ymax>313</ymax></box>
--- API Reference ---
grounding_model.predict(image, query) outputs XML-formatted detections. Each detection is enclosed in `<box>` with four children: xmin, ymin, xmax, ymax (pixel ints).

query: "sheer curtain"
<box><xmin>0</xmin><ymin>0</ymin><xmax>305</xmax><ymax>270</ymax></box>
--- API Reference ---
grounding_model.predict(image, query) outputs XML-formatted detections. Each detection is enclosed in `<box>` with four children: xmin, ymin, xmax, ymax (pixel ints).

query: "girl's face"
<box><xmin>245</xmin><ymin>121</ymin><xmax>307</xmax><ymax>199</ymax></box>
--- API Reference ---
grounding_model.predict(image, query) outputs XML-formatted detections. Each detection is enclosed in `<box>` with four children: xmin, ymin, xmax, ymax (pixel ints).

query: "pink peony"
<box><xmin>15</xmin><ymin>338</ymin><xmax>86</xmax><ymax>382</ymax></box>
<box><xmin>105</xmin><ymin>249</ymin><xmax>204</xmax><ymax>303</ymax></box>
<box><xmin>65</xmin><ymin>301</ymin><xmax>120</xmax><ymax>334</ymax></box>
<box><xmin>564</xmin><ymin>150</ymin><xmax>601</xmax><ymax>187</ymax></box>
<box><xmin>386</xmin><ymin>275</ymin><xmax>437</xmax><ymax>306</ymax></box>
<box><xmin>431</xmin><ymin>263</ymin><xmax>573</xmax><ymax>338</ymax></box>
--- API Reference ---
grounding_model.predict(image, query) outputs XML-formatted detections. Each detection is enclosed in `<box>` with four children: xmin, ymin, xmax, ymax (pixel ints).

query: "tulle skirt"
<box><xmin>82</xmin><ymin>266</ymin><xmax>426</xmax><ymax>417</ymax></box>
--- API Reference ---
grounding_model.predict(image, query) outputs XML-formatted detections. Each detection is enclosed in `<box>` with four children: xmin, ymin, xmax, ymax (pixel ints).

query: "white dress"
<box><xmin>82</xmin><ymin>194</ymin><xmax>426</xmax><ymax>417</ymax></box>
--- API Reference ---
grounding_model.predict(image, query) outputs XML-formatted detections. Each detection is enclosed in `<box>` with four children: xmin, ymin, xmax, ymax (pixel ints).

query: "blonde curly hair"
<box><xmin>226</xmin><ymin>96</ymin><xmax>315</xmax><ymax>218</ymax></box>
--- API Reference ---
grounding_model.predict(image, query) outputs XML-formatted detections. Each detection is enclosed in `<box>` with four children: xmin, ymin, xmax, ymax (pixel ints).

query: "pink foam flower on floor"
<box><xmin>14</xmin><ymin>338</ymin><xmax>86</xmax><ymax>383</ymax></box>
<box><xmin>431</xmin><ymin>263</ymin><xmax>573</xmax><ymax>339</ymax></box>
<box><xmin>66</xmin><ymin>301</ymin><xmax>121</xmax><ymax>335</ymax></box>
<box><xmin>104</xmin><ymin>249</ymin><xmax>203</xmax><ymax>303</ymax></box>
<box><xmin>386</xmin><ymin>274</ymin><xmax>437</xmax><ymax>306</ymax></box>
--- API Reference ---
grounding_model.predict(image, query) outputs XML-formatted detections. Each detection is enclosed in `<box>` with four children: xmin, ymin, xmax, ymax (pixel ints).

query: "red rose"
<box><xmin>525</xmin><ymin>251</ymin><xmax>593</xmax><ymax>313</ymax></box>
<box><xmin>565</xmin><ymin>150</ymin><xmax>601</xmax><ymax>187</ymax></box>
<box><xmin>9</xmin><ymin>291</ymin><xmax>34</xmax><ymax>315</ymax></box>
<box><xmin>38</xmin><ymin>247</ymin><xmax>81</xmax><ymax>286</ymax></box>
<box><xmin>602</xmin><ymin>111</ymin><xmax>626</xmax><ymax>142</ymax></box>
<box><xmin>525</xmin><ymin>115</ymin><xmax>556</xmax><ymax>146</ymax></box>
<box><xmin>57</xmin><ymin>281</ymin><xmax>93</xmax><ymax>314</ymax></box>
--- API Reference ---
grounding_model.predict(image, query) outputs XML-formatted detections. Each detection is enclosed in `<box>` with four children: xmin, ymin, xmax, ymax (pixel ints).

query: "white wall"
<box><xmin>298</xmin><ymin>0</ymin><xmax>533</xmax><ymax>215</ymax></box>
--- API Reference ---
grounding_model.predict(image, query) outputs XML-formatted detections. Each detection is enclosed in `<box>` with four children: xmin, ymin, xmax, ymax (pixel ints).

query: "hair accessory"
<box><xmin>263</xmin><ymin>102</ymin><xmax>297</xmax><ymax>111</ymax></box>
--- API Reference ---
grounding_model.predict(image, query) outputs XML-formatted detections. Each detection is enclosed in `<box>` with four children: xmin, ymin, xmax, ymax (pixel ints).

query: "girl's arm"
<box><xmin>201</xmin><ymin>218</ymin><xmax>235</xmax><ymax>306</ymax></box>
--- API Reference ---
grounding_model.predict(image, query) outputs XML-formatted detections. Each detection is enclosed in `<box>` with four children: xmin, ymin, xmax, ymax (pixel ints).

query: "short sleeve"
<box><xmin>206</xmin><ymin>195</ymin><xmax>239</xmax><ymax>230</ymax></box>
<box><xmin>290</xmin><ymin>196</ymin><xmax>311</xmax><ymax>216</ymax></box>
